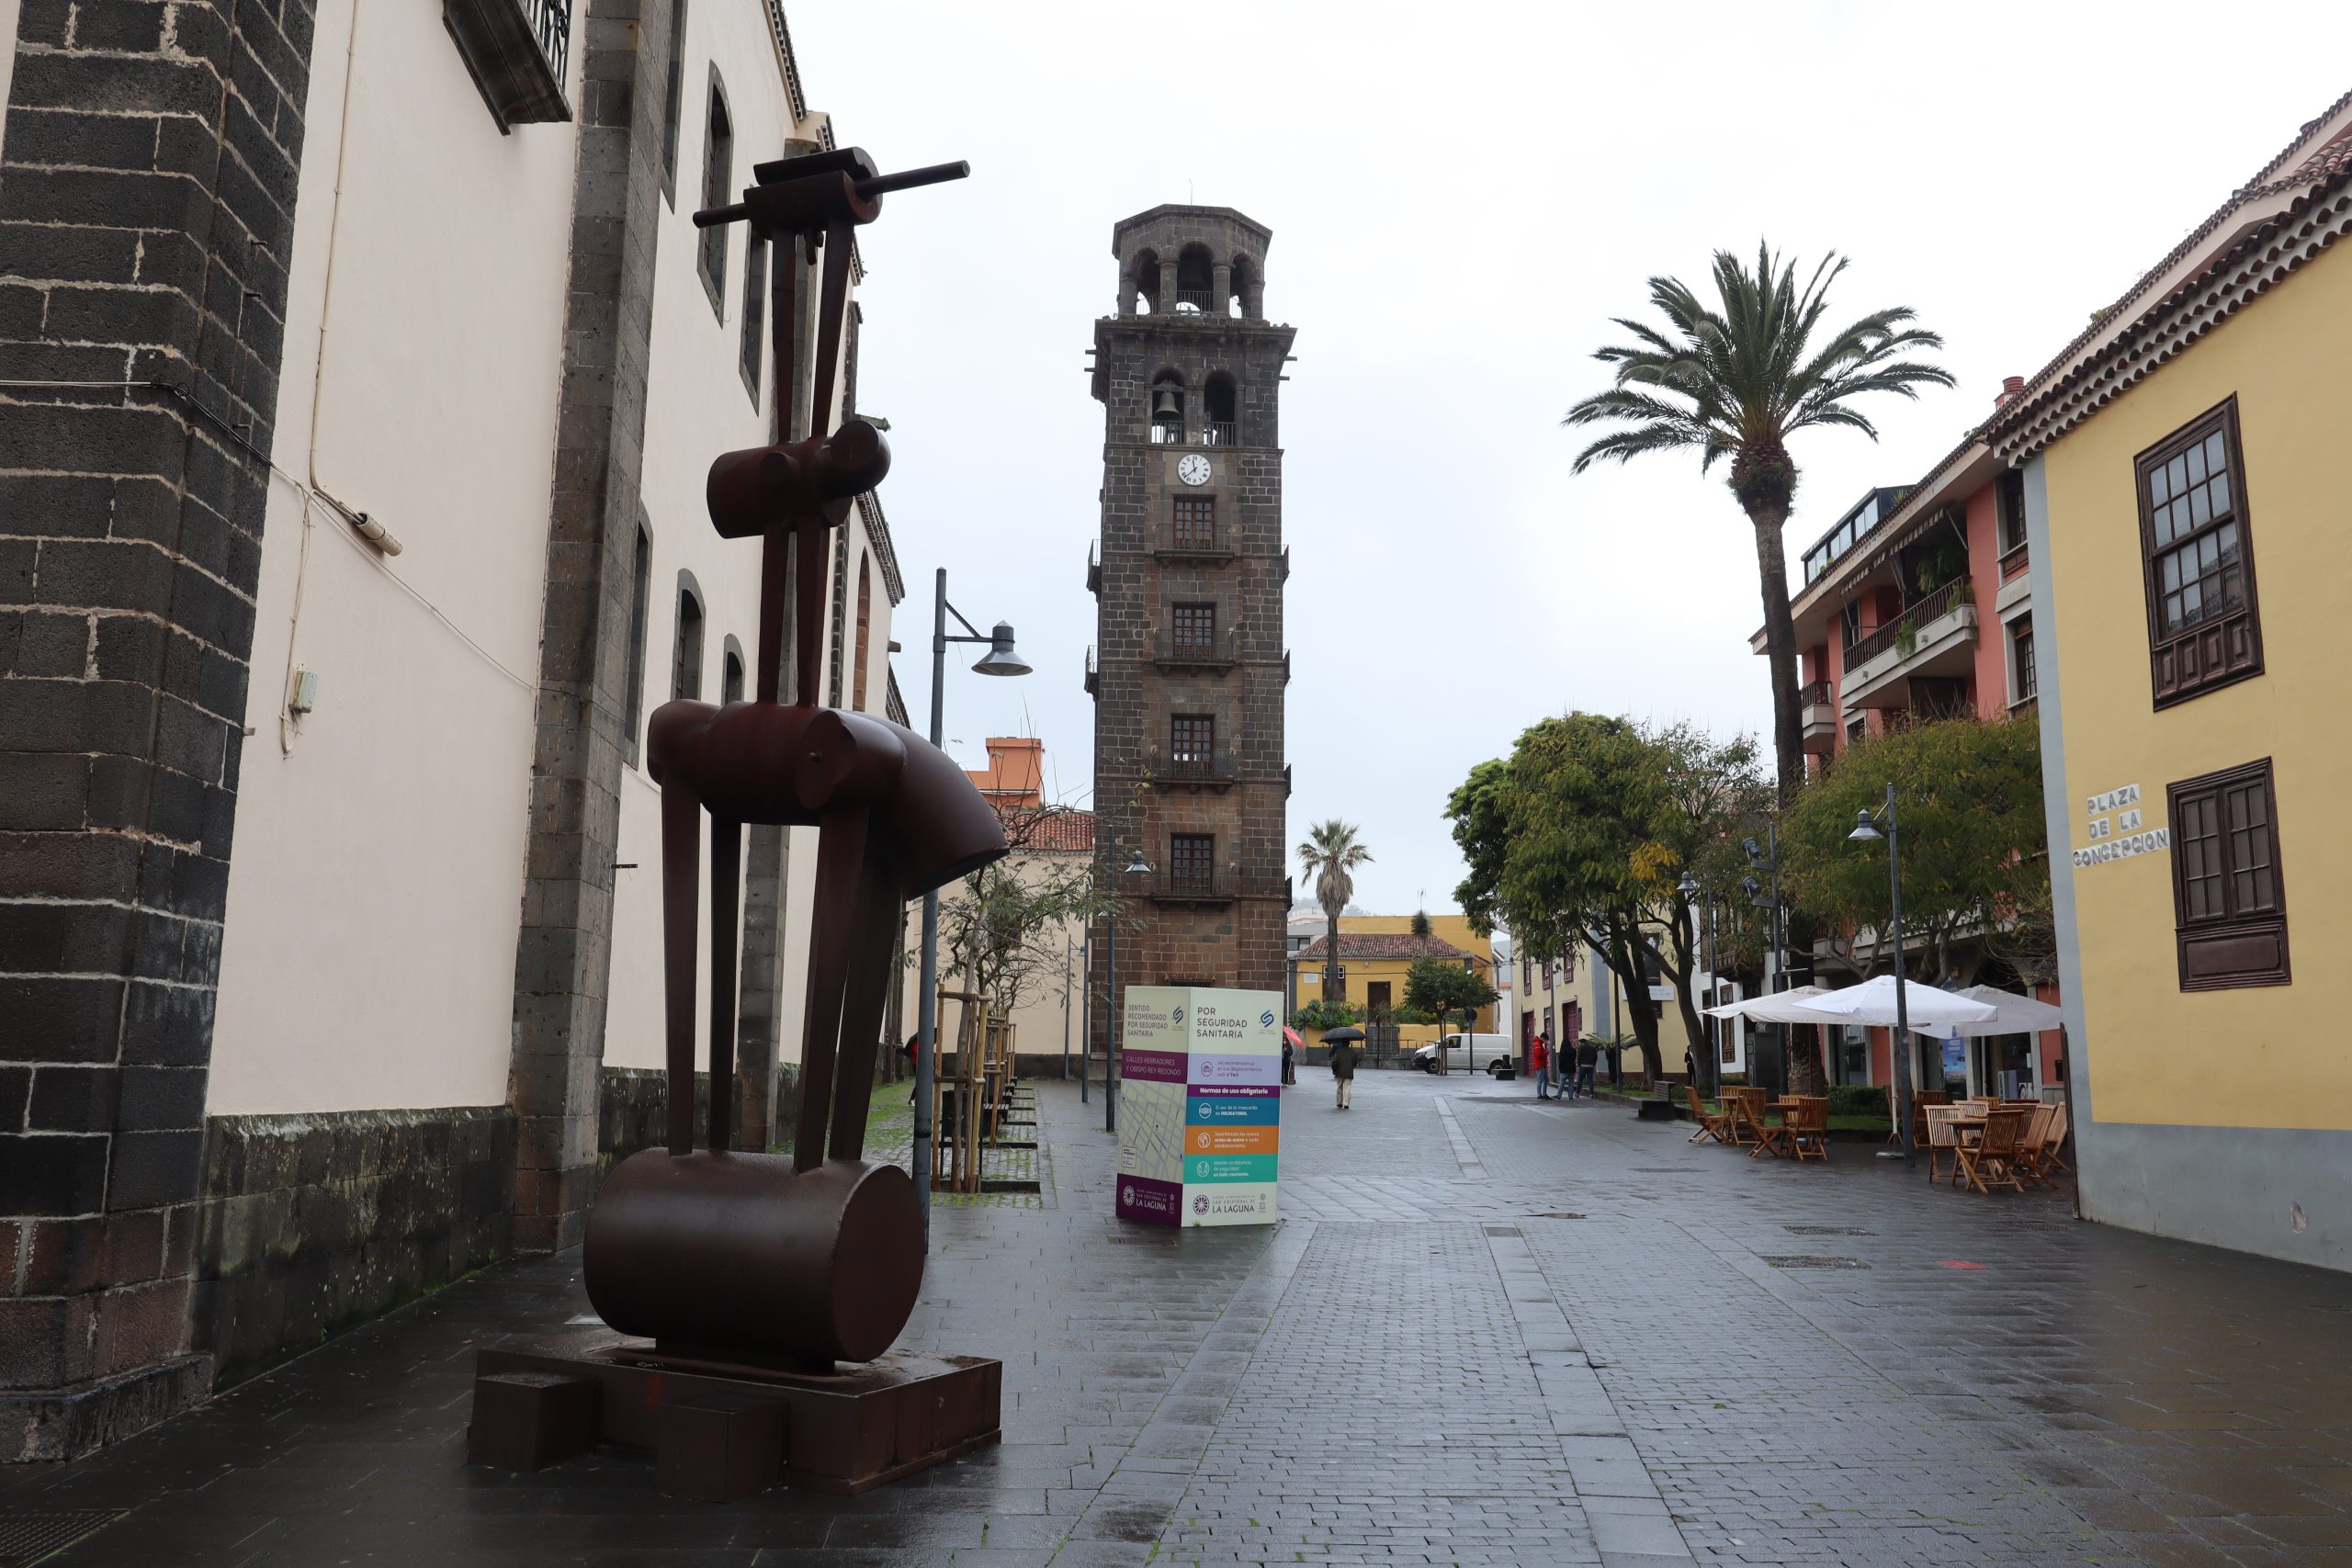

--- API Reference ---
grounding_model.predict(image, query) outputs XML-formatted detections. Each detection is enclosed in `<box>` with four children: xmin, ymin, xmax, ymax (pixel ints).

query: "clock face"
<box><xmin>1177</xmin><ymin>454</ymin><xmax>1212</xmax><ymax>487</ymax></box>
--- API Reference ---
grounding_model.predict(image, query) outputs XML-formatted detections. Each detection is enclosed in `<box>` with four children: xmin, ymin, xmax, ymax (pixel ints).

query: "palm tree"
<box><xmin>1564</xmin><ymin>243</ymin><xmax>1951</xmax><ymax>799</ymax></box>
<box><xmin>1297</xmin><ymin>819</ymin><xmax>1372</xmax><ymax>1008</ymax></box>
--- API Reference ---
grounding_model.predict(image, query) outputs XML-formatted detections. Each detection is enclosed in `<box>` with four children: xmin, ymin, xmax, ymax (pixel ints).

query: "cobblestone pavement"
<box><xmin>5</xmin><ymin>1069</ymin><xmax>2350</xmax><ymax>1566</ymax></box>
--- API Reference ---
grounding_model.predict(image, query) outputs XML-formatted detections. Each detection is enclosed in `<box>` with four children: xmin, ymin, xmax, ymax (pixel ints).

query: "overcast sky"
<box><xmin>793</xmin><ymin>2</ymin><xmax>2348</xmax><ymax>919</ymax></box>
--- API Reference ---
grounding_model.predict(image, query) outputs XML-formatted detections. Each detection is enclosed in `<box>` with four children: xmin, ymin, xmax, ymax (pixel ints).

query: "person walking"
<box><xmin>1329</xmin><ymin>1034</ymin><xmax>1358</xmax><ymax>1111</ymax></box>
<box><xmin>1281</xmin><ymin>1034</ymin><xmax>1296</xmax><ymax>1087</ymax></box>
<box><xmin>1575</xmin><ymin>1034</ymin><xmax>1600</xmax><ymax>1100</ymax></box>
<box><xmin>1529</xmin><ymin>1032</ymin><xmax>1552</xmax><ymax>1100</ymax></box>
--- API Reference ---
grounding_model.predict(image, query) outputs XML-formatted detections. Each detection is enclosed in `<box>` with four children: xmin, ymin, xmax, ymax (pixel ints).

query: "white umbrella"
<box><xmin>1905</xmin><ymin>986</ymin><xmax>2065</xmax><ymax>1038</ymax></box>
<box><xmin>1701</xmin><ymin>985</ymin><xmax>1842</xmax><ymax>1024</ymax></box>
<box><xmin>1802</xmin><ymin>975</ymin><xmax>2000</xmax><ymax>1030</ymax></box>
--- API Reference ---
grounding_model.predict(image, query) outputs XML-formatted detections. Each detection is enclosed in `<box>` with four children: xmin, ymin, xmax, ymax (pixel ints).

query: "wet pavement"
<box><xmin>6</xmin><ymin>1069</ymin><xmax>2352</xmax><ymax>1566</ymax></box>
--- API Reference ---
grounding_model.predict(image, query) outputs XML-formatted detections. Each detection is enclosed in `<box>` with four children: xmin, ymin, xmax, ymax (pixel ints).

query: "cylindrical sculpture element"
<box><xmin>582</xmin><ymin>1150</ymin><xmax>922</xmax><ymax>1364</ymax></box>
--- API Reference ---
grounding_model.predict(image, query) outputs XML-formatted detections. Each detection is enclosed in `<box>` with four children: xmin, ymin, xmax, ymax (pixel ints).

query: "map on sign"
<box><xmin>1117</xmin><ymin>1080</ymin><xmax>1183</xmax><ymax>1185</ymax></box>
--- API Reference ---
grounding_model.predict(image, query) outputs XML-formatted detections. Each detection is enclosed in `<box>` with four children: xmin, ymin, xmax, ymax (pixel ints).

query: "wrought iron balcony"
<box><xmin>1145</xmin><ymin>750</ymin><xmax>1239</xmax><ymax>791</ymax></box>
<box><xmin>1201</xmin><ymin>420</ymin><xmax>1237</xmax><ymax>446</ymax></box>
<box><xmin>1082</xmin><ymin>644</ymin><xmax>1097</xmax><ymax>697</ymax></box>
<box><xmin>1149</xmin><ymin>866</ymin><xmax>1238</xmax><ymax>904</ymax></box>
<box><xmin>446</xmin><ymin>0</ymin><xmax>572</xmax><ymax>131</ymax></box>
<box><xmin>1154</xmin><ymin>626</ymin><xmax>1239</xmax><ymax>671</ymax></box>
<box><xmin>1085</xmin><ymin>540</ymin><xmax>1101</xmax><ymax>593</ymax></box>
<box><xmin>1173</xmin><ymin>288</ymin><xmax>1217</xmax><ymax>313</ymax></box>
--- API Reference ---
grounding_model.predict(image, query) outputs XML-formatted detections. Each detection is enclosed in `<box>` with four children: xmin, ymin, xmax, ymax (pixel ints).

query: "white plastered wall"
<box><xmin>603</xmin><ymin>11</ymin><xmax>894</xmax><ymax>1080</ymax></box>
<box><xmin>208</xmin><ymin>0</ymin><xmax>579</xmax><ymax>1113</ymax></box>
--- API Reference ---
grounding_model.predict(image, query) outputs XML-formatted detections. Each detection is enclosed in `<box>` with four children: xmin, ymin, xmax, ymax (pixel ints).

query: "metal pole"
<box><xmin>1061</xmin><ymin>934</ymin><xmax>1072</xmax><ymax>1081</ymax></box>
<box><xmin>1887</xmin><ymin>782</ymin><xmax>1916</xmax><ymax>1167</ymax></box>
<box><xmin>913</xmin><ymin>569</ymin><xmax>947</xmax><ymax>1238</ymax></box>
<box><xmin>1080</xmin><ymin>934</ymin><xmax>1091</xmax><ymax>1104</ymax></box>
<box><xmin>1105</xmin><ymin>902</ymin><xmax>1119</xmax><ymax>1134</ymax></box>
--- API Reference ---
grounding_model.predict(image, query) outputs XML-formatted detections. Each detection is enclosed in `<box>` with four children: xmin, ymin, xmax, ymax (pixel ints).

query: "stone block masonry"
<box><xmin>0</xmin><ymin>0</ymin><xmax>319</xmax><ymax>1460</ymax></box>
<box><xmin>187</xmin><ymin>1108</ymin><xmax>514</xmax><ymax>1390</ymax></box>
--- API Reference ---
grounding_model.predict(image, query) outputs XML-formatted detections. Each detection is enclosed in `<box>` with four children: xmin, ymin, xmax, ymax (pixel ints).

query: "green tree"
<box><xmin>940</xmin><ymin>806</ymin><xmax>1114</xmax><ymax>1019</ymax></box>
<box><xmin>1448</xmin><ymin>714</ymin><xmax>1765</xmax><ymax>1086</ymax></box>
<box><xmin>1564</xmin><ymin>245</ymin><xmax>1952</xmax><ymax>800</ymax></box>
<box><xmin>1297</xmin><ymin>819</ymin><xmax>1372</xmax><ymax>1004</ymax></box>
<box><xmin>1780</xmin><ymin>716</ymin><xmax>2048</xmax><ymax>986</ymax></box>
<box><xmin>1402</xmin><ymin>955</ymin><xmax>1498</xmax><ymax>1076</ymax></box>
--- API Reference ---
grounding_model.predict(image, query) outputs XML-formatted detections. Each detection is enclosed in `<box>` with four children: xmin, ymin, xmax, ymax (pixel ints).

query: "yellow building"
<box><xmin>1294</xmin><ymin>915</ymin><xmax>1500</xmax><ymax>1036</ymax></box>
<box><xmin>1513</xmin><ymin>932</ymin><xmax>1716</xmax><ymax>1086</ymax></box>
<box><xmin>1990</xmin><ymin>96</ymin><xmax>2352</xmax><ymax>1269</ymax></box>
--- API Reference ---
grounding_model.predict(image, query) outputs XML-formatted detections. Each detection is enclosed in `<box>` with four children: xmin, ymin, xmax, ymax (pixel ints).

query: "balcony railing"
<box><xmin>1155</xmin><ymin>626</ymin><xmax>1239</xmax><ymax>670</ymax></box>
<box><xmin>1146</xmin><ymin>750</ymin><xmax>1239</xmax><ymax>789</ymax></box>
<box><xmin>1173</xmin><ymin>288</ymin><xmax>1217</xmax><ymax>313</ymax></box>
<box><xmin>1798</xmin><ymin>679</ymin><xmax>1835</xmax><ymax>708</ymax></box>
<box><xmin>1999</xmin><ymin>540</ymin><xmax>2030</xmax><ymax>583</ymax></box>
<box><xmin>1148</xmin><ymin>421</ymin><xmax>1183</xmax><ymax>445</ymax></box>
<box><xmin>446</xmin><ymin>0</ymin><xmax>572</xmax><ymax>130</ymax></box>
<box><xmin>1201</xmin><ymin>420</ymin><xmax>1237</xmax><ymax>446</ymax></box>
<box><xmin>1150</xmin><ymin>866</ymin><xmax>1238</xmax><ymax>903</ymax></box>
<box><xmin>1845</xmin><ymin>579</ymin><xmax>1968</xmax><ymax>667</ymax></box>
<box><xmin>1082</xmin><ymin>644</ymin><xmax>1097</xmax><ymax>697</ymax></box>
<box><xmin>1085</xmin><ymin>540</ymin><xmax>1100</xmax><ymax>593</ymax></box>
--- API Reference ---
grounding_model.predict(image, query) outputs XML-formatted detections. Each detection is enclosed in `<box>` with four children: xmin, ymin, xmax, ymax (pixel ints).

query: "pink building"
<box><xmin>1762</xmin><ymin>380</ymin><xmax>2061</xmax><ymax>1094</ymax></box>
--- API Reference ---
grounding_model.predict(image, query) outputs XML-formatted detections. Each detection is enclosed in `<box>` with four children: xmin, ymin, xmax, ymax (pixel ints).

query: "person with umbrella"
<box><xmin>1281</xmin><ymin>1026</ymin><xmax>1301</xmax><ymax>1087</ymax></box>
<box><xmin>1323</xmin><ymin>1025</ymin><xmax>1363</xmax><ymax>1111</ymax></box>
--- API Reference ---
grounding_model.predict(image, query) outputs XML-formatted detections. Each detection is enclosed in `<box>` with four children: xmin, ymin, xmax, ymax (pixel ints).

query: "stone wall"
<box><xmin>187</xmin><ymin>1108</ymin><xmax>514</xmax><ymax>1391</ymax></box>
<box><xmin>0</xmin><ymin>0</ymin><xmax>320</xmax><ymax>1460</ymax></box>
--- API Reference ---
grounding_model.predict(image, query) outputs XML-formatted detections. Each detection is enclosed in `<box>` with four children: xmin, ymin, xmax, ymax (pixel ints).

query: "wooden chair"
<box><xmin>1750</xmin><ymin>1095</ymin><xmax>1794</xmax><ymax>1159</ymax></box>
<box><xmin>1685</xmin><ymin>1085</ymin><xmax>1734</xmax><ymax>1145</ymax></box>
<box><xmin>2036</xmin><ymin>1103</ymin><xmax>2074</xmax><ymax>1177</ymax></box>
<box><xmin>2012</xmin><ymin>1103</ymin><xmax>2058</xmax><ymax>1188</ymax></box>
<box><xmin>1954</xmin><ymin>1106</ymin><xmax>2031</xmax><ymax>1195</ymax></box>
<box><xmin>1786</xmin><ymin>1097</ymin><xmax>1830</xmax><ymax>1162</ymax></box>
<box><xmin>1923</xmin><ymin>1104</ymin><xmax>1964</xmax><ymax>1185</ymax></box>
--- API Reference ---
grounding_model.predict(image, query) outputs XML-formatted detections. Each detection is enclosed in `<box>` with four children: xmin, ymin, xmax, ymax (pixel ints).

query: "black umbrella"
<box><xmin>1321</xmin><ymin>1026</ymin><xmax>1366</xmax><ymax>1043</ymax></box>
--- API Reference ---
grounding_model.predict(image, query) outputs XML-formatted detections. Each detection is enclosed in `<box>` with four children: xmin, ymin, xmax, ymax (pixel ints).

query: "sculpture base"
<box><xmin>469</xmin><ymin>1328</ymin><xmax>1001</xmax><ymax>1498</ymax></box>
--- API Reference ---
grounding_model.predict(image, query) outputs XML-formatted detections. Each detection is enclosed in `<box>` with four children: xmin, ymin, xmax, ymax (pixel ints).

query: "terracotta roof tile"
<box><xmin>997</xmin><ymin>805</ymin><xmax>1093</xmax><ymax>853</ymax></box>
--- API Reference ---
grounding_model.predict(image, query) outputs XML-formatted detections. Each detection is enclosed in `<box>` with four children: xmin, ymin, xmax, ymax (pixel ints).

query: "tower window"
<box><xmin>1172</xmin><ymin>496</ymin><xmax>1215</xmax><ymax>550</ymax></box>
<box><xmin>1171</xmin><ymin>602</ymin><xmax>1216</xmax><ymax>659</ymax></box>
<box><xmin>1148</xmin><ymin>373</ymin><xmax>1184</xmax><ymax>445</ymax></box>
<box><xmin>721</xmin><ymin>637</ymin><xmax>746</xmax><ymax>705</ymax></box>
<box><xmin>1203</xmin><ymin>373</ymin><xmax>1237</xmax><ymax>446</ymax></box>
<box><xmin>1170</xmin><ymin>714</ymin><xmax>1214</xmax><ymax>774</ymax></box>
<box><xmin>697</xmin><ymin>73</ymin><xmax>733</xmax><ymax>315</ymax></box>
<box><xmin>1174</xmin><ymin>244</ymin><xmax>1214</xmax><ymax>313</ymax></box>
<box><xmin>1170</xmin><ymin>832</ymin><xmax>1215</xmax><ymax>893</ymax></box>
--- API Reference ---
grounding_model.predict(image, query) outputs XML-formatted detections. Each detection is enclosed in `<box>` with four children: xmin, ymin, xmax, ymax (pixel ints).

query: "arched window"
<box><xmin>623</xmin><ymin>519</ymin><xmax>654</xmax><ymax>765</ymax></box>
<box><xmin>1204</xmin><ymin>373</ymin><xmax>1237</xmax><ymax>446</ymax></box>
<box><xmin>673</xmin><ymin>571</ymin><xmax>706</xmax><ymax>700</ymax></box>
<box><xmin>851</xmin><ymin>555</ymin><xmax>873</xmax><ymax>711</ymax></box>
<box><xmin>1132</xmin><ymin>248</ymin><xmax>1161</xmax><ymax>314</ymax></box>
<box><xmin>720</xmin><ymin>634</ymin><xmax>746</xmax><ymax>705</ymax></box>
<box><xmin>1229</xmin><ymin>254</ymin><xmax>1260</xmax><ymax>320</ymax></box>
<box><xmin>1148</xmin><ymin>370</ymin><xmax>1185</xmax><ymax>446</ymax></box>
<box><xmin>1174</xmin><ymin>244</ymin><xmax>1213</xmax><ymax>312</ymax></box>
<box><xmin>696</xmin><ymin>71</ymin><xmax>732</xmax><ymax>315</ymax></box>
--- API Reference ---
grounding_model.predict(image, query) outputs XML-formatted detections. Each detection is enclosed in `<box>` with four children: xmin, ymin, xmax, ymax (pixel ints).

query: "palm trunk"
<box><xmin>1746</xmin><ymin>502</ymin><xmax>1805</xmax><ymax>805</ymax></box>
<box><xmin>1324</xmin><ymin>901</ymin><xmax>1343</xmax><ymax>1004</ymax></box>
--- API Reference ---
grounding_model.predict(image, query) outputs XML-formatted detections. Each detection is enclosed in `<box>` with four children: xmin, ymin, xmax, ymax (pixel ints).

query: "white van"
<box><xmin>1413</xmin><ymin>1032</ymin><xmax>1515</xmax><ymax>1076</ymax></box>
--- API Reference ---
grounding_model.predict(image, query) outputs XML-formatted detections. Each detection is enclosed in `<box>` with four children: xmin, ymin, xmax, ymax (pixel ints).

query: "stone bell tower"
<box><xmin>1086</xmin><ymin>206</ymin><xmax>1295</xmax><ymax>1043</ymax></box>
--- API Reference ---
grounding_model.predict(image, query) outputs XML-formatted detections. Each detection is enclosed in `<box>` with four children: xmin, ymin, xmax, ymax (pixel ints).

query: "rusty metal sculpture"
<box><xmin>468</xmin><ymin>149</ymin><xmax>1009</xmax><ymax>1499</ymax></box>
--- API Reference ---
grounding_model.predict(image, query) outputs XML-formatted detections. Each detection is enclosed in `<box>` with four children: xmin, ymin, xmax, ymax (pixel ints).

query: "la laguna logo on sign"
<box><xmin>1121</xmin><ymin>1184</ymin><xmax>1134</xmax><ymax>1205</ymax></box>
<box><xmin>1192</xmin><ymin>1194</ymin><xmax>1209</xmax><ymax>1215</ymax></box>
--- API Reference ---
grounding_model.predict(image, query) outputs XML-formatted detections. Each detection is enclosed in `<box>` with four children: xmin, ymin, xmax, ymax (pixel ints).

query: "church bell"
<box><xmin>1152</xmin><ymin>387</ymin><xmax>1182</xmax><ymax>420</ymax></box>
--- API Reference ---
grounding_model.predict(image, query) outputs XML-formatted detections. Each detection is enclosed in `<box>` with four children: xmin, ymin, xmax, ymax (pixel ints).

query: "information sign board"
<box><xmin>1115</xmin><ymin>986</ymin><xmax>1282</xmax><ymax>1227</ymax></box>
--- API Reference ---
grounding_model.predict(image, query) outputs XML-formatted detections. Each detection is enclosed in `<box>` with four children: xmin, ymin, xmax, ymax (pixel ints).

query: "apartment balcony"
<box><xmin>1083</xmin><ymin>644</ymin><xmax>1097</xmax><ymax>698</ymax></box>
<box><xmin>1840</xmin><ymin>580</ymin><xmax>1979</xmax><ymax>711</ymax></box>
<box><xmin>1085</xmin><ymin>541</ymin><xmax>1100</xmax><ymax>594</ymax></box>
<box><xmin>1148</xmin><ymin>867</ymin><xmax>1238</xmax><ymax>906</ymax></box>
<box><xmin>1153</xmin><ymin>534</ymin><xmax>1234</xmax><ymax>564</ymax></box>
<box><xmin>446</xmin><ymin>0</ymin><xmax>571</xmax><ymax>131</ymax></box>
<box><xmin>1144</xmin><ymin>750</ymin><xmax>1239</xmax><ymax>793</ymax></box>
<box><xmin>1799</xmin><ymin>679</ymin><xmax>1838</xmax><ymax>754</ymax></box>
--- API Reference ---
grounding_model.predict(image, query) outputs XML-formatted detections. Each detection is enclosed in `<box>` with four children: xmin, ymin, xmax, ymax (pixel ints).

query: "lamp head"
<box><xmin>1124</xmin><ymin>849</ymin><xmax>1150</xmax><ymax>876</ymax></box>
<box><xmin>1742</xmin><ymin>836</ymin><xmax>1762</xmax><ymax>859</ymax></box>
<box><xmin>970</xmin><ymin>622</ymin><xmax>1031</xmax><ymax>677</ymax></box>
<box><xmin>1848</xmin><ymin>809</ymin><xmax>1883</xmax><ymax>844</ymax></box>
<box><xmin>1676</xmin><ymin>874</ymin><xmax>1701</xmax><ymax>897</ymax></box>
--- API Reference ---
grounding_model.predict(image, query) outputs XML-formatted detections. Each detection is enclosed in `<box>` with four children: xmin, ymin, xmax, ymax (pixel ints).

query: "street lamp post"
<box><xmin>914</xmin><ymin>568</ymin><xmax>1031</xmax><ymax>1241</ymax></box>
<box><xmin>1079</xmin><ymin>933</ymin><xmax>1091</xmax><ymax>1104</ymax></box>
<box><xmin>1102</xmin><ymin>847</ymin><xmax>1148</xmax><ymax>1134</ymax></box>
<box><xmin>1849</xmin><ymin>784</ymin><xmax>1915</xmax><ymax>1166</ymax></box>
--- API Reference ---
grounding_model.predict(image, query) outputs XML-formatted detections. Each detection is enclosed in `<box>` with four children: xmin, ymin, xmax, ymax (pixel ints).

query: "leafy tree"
<box><xmin>1780</xmin><ymin>716</ymin><xmax>2048</xmax><ymax>986</ymax></box>
<box><xmin>1297</xmin><ymin>819</ymin><xmax>1372</xmax><ymax>1004</ymax></box>
<box><xmin>1448</xmin><ymin>714</ymin><xmax>1765</xmax><ymax>1087</ymax></box>
<box><xmin>1402</xmin><ymin>956</ymin><xmax>1498</xmax><ymax>1075</ymax></box>
<box><xmin>939</xmin><ymin>806</ymin><xmax>1112</xmax><ymax>1023</ymax></box>
<box><xmin>1564</xmin><ymin>244</ymin><xmax>1951</xmax><ymax>800</ymax></box>
<box><xmin>1288</xmin><ymin>998</ymin><xmax>1360</xmax><ymax>1032</ymax></box>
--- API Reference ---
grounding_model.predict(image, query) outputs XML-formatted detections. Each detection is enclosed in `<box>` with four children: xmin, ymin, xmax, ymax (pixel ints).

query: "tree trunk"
<box><xmin>1787</xmin><ymin>1026</ymin><xmax>1825</xmax><ymax>1095</ymax></box>
<box><xmin>1746</xmin><ymin>502</ymin><xmax>1806</xmax><ymax>805</ymax></box>
<box><xmin>1324</xmin><ymin>900</ymin><xmax>1344</xmax><ymax>1004</ymax></box>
